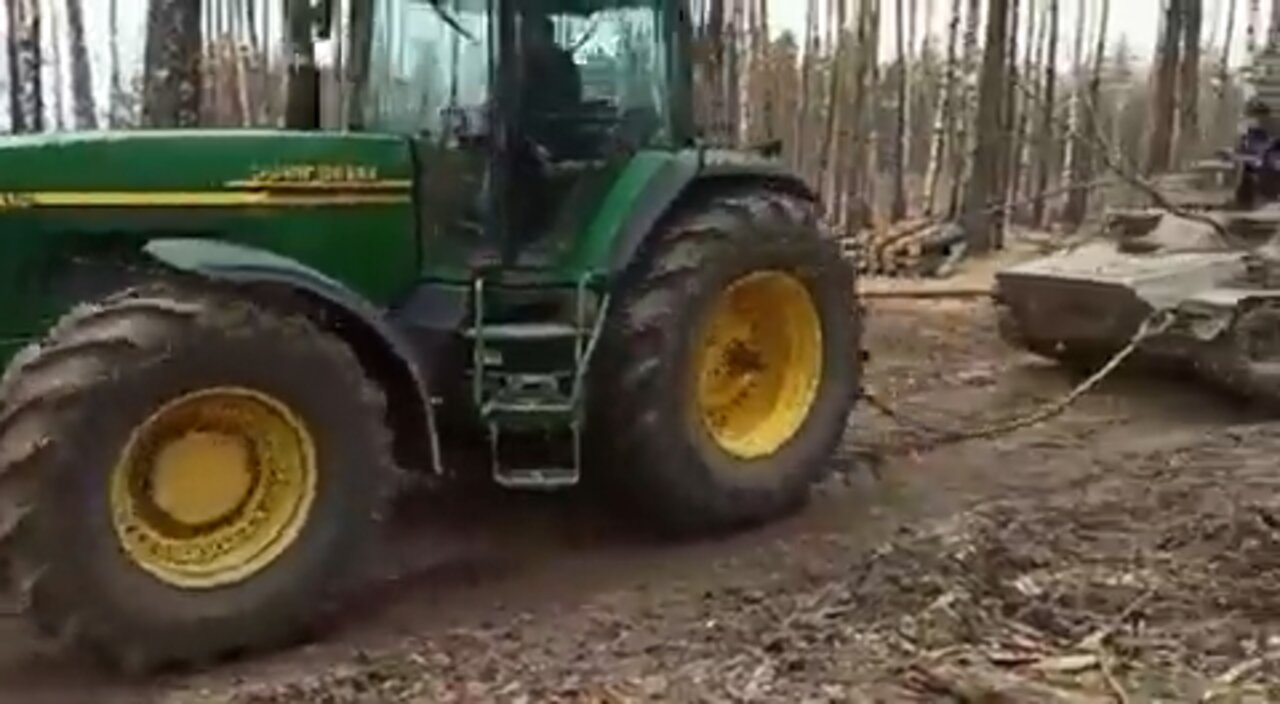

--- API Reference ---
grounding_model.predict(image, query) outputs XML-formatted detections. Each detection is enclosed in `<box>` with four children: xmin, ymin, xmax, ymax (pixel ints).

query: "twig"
<box><xmin>1076</xmin><ymin>588</ymin><xmax>1156</xmax><ymax>651</ymax></box>
<box><xmin>1201</xmin><ymin>648</ymin><xmax>1280</xmax><ymax>700</ymax></box>
<box><xmin>1097</xmin><ymin>649</ymin><xmax>1131</xmax><ymax>704</ymax></box>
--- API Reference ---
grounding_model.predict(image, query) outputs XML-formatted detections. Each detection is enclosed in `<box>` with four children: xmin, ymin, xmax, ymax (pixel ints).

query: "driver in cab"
<box><xmin>519</xmin><ymin>13</ymin><xmax>584</xmax><ymax>157</ymax></box>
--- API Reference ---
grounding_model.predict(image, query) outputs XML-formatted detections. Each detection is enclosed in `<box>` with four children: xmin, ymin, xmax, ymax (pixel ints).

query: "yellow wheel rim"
<box><xmin>110</xmin><ymin>387</ymin><xmax>318</xmax><ymax>589</ymax></box>
<box><xmin>692</xmin><ymin>271</ymin><xmax>824</xmax><ymax>460</ymax></box>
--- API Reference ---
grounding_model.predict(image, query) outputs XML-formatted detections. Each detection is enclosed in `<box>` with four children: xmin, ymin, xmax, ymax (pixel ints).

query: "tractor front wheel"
<box><xmin>0</xmin><ymin>285</ymin><xmax>397</xmax><ymax>671</ymax></box>
<box><xmin>590</xmin><ymin>187</ymin><xmax>861</xmax><ymax>536</ymax></box>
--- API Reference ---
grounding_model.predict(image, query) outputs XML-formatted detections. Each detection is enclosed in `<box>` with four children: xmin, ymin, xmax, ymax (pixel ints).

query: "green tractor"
<box><xmin>0</xmin><ymin>0</ymin><xmax>860</xmax><ymax>671</ymax></box>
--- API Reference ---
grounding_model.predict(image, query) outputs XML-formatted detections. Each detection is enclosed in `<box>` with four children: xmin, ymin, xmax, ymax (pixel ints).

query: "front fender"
<box><xmin>143</xmin><ymin>237</ymin><xmax>440</xmax><ymax>473</ymax></box>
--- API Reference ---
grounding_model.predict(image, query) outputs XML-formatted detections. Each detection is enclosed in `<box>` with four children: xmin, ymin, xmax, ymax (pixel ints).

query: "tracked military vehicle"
<box><xmin>997</xmin><ymin>34</ymin><xmax>1280</xmax><ymax>399</ymax></box>
<box><xmin>995</xmin><ymin>199</ymin><xmax>1280</xmax><ymax>404</ymax></box>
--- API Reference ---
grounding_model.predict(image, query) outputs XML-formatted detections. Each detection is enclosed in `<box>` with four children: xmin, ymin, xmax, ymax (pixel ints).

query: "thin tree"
<box><xmin>5</xmin><ymin>0</ymin><xmax>42</xmax><ymax>133</ymax></box>
<box><xmin>49</xmin><ymin>0</ymin><xmax>66</xmax><ymax>130</ymax></box>
<box><xmin>923</xmin><ymin>0</ymin><xmax>962</xmax><ymax>215</ymax></box>
<box><xmin>1061</xmin><ymin>0</ymin><xmax>1088</xmax><ymax>199</ymax></box>
<box><xmin>1220</xmin><ymin>0</ymin><xmax>1237</xmax><ymax>113</ymax></box>
<box><xmin>143</xmin><ymin>0</ymin><xmax>204</xmax><ymax>127</ymax></box>
<box><xmin>890</xmin><ymin>0</ymin><xmax>910</xmax><ymax>220</ymax></box>
<box><xmin>1031</xmin><ymin>0</ymin><xmax>1059</xmax><ymax>224</ymax></box>
<box><xmin>284</xmin><ymin>0</ymin><xmax>319</xmax><ymax>129</ymax></box>
<box><xmin>996</xmin><ymin>0</ymin><xmax>1020</xmax><ymax>240</ymax></box>
<box><xmin>1247</xmin><ymin>0</ymin><xmax>1259</xmax><ymax>54</ymax></box>
<box><xmin>1146</xmin><ymin>0</ymin><xmax>1182</xmax><ymax>174</ymax></box>
<box><xmin>947</xmin><ymin>0</ymin><xmax>981</xmax><ymax>216</ymax></box>
<box><xmin>817</xmin><ymin>0</ymin><xmax>849</xmax><ymax>211</ymax></box>
<box><xmin>1063</xmin><ymin>0</ymin><xmax>1110</xmax><ymax>228</ymax></box>
<box><xmin>960</xmin><ymin>0</ymin><xmax>1011</xmax><ymax>251</ymax></box>
<box><xmin>1177</xmin><ymin>0</ymin><xmax>1203</xmax><ymax>162</ymax></box>
<box><xmin>108</xmin><ymin>0</ymin><xmax>125</xmax><ymax>126</ymax></box>
<box><xmin>1008</xmin><ymin>0</ymin><xmax>1038</xmax><ymax>217</ymax></box>
<box><xmin>65</xmin><ymin>0</ymin><xmax>96</xmax><ymax>129</ymax></box>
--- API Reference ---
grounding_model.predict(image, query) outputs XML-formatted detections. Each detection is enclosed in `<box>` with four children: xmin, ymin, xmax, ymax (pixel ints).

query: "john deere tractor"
<box><xmin>0</xmin><ymin>0</ymin><xmax>860</xmax><ymax>670</ymax></box>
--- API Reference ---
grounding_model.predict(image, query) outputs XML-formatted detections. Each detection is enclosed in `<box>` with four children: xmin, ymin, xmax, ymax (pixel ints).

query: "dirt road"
<box><xmin>2</xmin><ymin>297</ymin><xmax>1276</xmax><ymax>703</ymax></box>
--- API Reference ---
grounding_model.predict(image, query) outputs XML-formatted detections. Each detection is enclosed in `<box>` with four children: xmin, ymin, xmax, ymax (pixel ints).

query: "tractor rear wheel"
<box><xmin>0</xmin><ymin>285</ymin><xmax>397</xmax><ymax>671</ymax></box>
<box><xmin>590</xmin><ymin>187</ymin><xmax>860</xmax><ymax>536</ymax></box>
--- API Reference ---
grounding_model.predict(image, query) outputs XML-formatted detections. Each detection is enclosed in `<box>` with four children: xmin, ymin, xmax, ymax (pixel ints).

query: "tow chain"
<box><xmin>859</xmin><ymin>307</ymin><xmax>1180</xmax><ymax>448</ymax></box>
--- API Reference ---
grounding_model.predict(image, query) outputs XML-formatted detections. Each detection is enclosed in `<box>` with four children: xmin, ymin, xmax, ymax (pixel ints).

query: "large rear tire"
<box><xmin>589</xmin><ymin>186</ymin><xmax>861</xmax><ymax>536</ymax></box>
<box><xmin>0</xmin><ymin>285</ymin><xmax>397</xmax><ymax>672</ymax></box>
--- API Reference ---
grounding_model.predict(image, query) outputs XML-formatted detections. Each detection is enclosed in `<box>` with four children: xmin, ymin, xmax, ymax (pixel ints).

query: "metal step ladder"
<box><xmin>464</xmin><ymin>276</ymin><xmax>608</xmax><ymax>490</ymax></box>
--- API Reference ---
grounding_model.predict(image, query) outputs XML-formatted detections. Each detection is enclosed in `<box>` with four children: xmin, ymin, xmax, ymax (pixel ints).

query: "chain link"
<box><xmin>861</xmin><ymin>308</ymin><xmax>1180</xmax><ymax>447</ymax></box>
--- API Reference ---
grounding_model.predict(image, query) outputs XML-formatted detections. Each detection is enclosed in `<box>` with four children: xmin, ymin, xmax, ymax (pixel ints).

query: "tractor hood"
<box><xmin>0</xmin><ymin>129</ymin><xmax>414</xmax><ymax>209</ymax></box>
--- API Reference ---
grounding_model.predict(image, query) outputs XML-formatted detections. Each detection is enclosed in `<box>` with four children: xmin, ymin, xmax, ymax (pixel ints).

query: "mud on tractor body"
<box><xmin>0</xmin><ymin>0</ymin><xmax>861</xmax><ymax>671</ymax></box>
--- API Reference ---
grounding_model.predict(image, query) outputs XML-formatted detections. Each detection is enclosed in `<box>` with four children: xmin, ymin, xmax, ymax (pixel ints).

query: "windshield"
<box><xmin>359</xmin><ymin>0</ymin><xmax>671</xmax><ymax>149</ymax></box>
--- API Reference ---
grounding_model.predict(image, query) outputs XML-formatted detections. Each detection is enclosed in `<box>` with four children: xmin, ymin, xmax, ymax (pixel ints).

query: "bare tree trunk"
<box><xmin>49</xmin><ymin>0</ymin><xmax>66</xmax><ymax>130</ymax></box>
<box><xmin>725</xmin><ymin>0</ymin><xmax>743</xmax><ymax>143</ymax></box>
<box><xmin>844</xmin><ymin>0</ymin><xmax>879</xmax><ymax>229</ymax></box>
<box><xmin>961</xmin><ymin>0</ymin><xmax>1010</xmax><ymax>252</ymax></box>
<box><xmin>818</xmin><ymin>0</ymin><xmax>849</xmax><ymax>208</ymax></box>
<box><xmin>1177</xmin><ymin>0</ymin><xmax>1202</xmax><ymax>162</ymax></box>
<box><xmin>65</xmin><ymin>0</ymin><xmax>96</xmax><ymax>129</ymax></box>
<box><xmin>1247</xmin><ymin>0</ymin><xmax>1259</xmax><ymax>54</ymax></box>
<box><xmin>284</xmin><ymin>0</ymin><xmax>319</xmax><ymax>129</ymax></box>
<box><xmin>948</xmin><ymin>0</ymin><xmax>981</xmax><ymax>217</ymax></box>
<box><xmin>1217</xmin><ymin>0</ymin><xmax>1238</xmax><ymax>138</ymax></box>
<box><xmin>793</xmin><ymin>0</ymin><xmax>818</xmax><ymax>174</ymax></box>
<box><xmin>1063</xmin><ymin>0</ymin><xmax>1109</xmax><ymax>228</ymax></box>
<box><xmin>1008</xmin><ymin>0</ymin><xmax>1037</xmax><ymax>220</ymax></box>
<box><xmin>890</xmin><ymin>0</ymin><xmax>909</xmax><ymax>220</ymax></box>
<box><xmin>1031</xmin><ymin>0</ymin><xmax>1059</xmax><ymax>224</ymax></box>
<box><xmin>862</xmin><ymin>0</ymin><xmax>882</xmax><ymax>217</ymax></box>
<box><xmin>996</xmin><ymin>0</ymin><xmax>1020</xmax><ymax>242</ymax></box>
<box><xmin>143</xmin><ymin>0</ymin><xmax>204</xmax><ymax>127</ymax></box>
<box><xmin>924</xmin><ymin>0</ymin><xmax>962</xmax><ymax>216</ymax></box>
<box><xmin>108</xmin><ymin>0</ymin><xmax>125</xmax><ymax>126</ymax></box>
<box><xmin>5</xmin><ymin>0</ymin><xmax>42</xmax><ymax>133</ymax></box>
<box><xmin>1061</xmin><ymin>0</ymin><xmax>1087</xmax><ymax>200</ymax></box>
<box><xmin>1146</xmin><ymin>0</ymin><xmax>1182</xmax><ymax>175</ymax></box>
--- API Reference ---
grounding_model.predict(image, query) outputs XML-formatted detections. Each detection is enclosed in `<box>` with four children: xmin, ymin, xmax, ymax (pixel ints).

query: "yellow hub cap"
<box><xmin>110</xmin><ymin>388</ymin><xmax>318</xmax><ymax>589</ymax></box>
<box><xmin>693</xmin><ymin>271</ymin><xmax>824</xmax><ymax>459</ymax></box>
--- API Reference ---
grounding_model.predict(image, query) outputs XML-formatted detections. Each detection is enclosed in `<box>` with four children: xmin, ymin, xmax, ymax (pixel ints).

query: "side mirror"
<box><xmin>314</xmin><ymin>0</ymin><xmax>334</xmax><ymax>39</ymax></box>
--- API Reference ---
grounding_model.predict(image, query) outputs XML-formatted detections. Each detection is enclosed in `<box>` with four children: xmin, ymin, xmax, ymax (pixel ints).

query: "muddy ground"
<box><xmin>2</xmin><ymin>294</ymin><xmax>1278</xmax><ymax>703</ymax></box>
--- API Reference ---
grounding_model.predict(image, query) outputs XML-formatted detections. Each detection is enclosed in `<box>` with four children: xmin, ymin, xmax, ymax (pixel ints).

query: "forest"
<box><xmin>0</xmin><ymin>0</ymin><xmax>1271</xmax><ymax>272</ymax></box>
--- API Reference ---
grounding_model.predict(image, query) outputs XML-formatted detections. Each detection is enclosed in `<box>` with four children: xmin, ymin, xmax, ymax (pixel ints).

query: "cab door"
<box><xmin>357</xmin><ymin>0</ymin><xmax>500</xmax><ymax>279</ymax></box>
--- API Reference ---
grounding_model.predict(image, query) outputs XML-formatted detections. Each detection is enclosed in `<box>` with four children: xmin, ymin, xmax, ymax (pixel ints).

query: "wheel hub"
<box><xmin>110</xmin><ymin>388</ymin><xmax>318</xmax><ymax>589</ymax></box>
<box><xmin>693</xmin><ymin>271</ymin><xmax>824</xmax><ymax>460</ymax></box>
<box><xmin>151</xmin><ymin>431</ymin><xmax>255</xmax><ymax>527</ymax></box>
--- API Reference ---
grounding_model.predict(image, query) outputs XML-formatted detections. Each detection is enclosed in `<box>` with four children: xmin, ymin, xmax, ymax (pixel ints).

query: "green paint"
<box><xmin>556</xmin><ymin>150</ymin><xmax>682</xmax><ymax>278</ymax></box>
<box><xmin>0</xmin><ymin>129</ymin><xmax>417</xmax><ymax>336</ymax></box>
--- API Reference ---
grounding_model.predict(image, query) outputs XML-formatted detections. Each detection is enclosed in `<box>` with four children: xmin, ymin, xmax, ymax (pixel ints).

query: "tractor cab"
<box><xmin>329</xmin><ymin>0</ymin><xmax>692</xmax><ymax>271</ymax></box>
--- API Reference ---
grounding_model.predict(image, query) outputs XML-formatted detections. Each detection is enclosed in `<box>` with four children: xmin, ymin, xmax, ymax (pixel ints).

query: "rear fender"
<box><xmin>605</xmin><ymin>150</ymin><xmax>819</xmax><ymax>275</ymax></box>
<box><xmin>143</xmin><ymin>238</ymin><xmax>440</xmax><ymax>474</ymax></box>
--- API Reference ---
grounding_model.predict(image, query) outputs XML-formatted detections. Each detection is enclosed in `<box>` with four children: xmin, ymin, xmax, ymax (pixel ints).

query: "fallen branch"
<box><xmin>1199</xmin><ymin>648</ymin><xmax>1280</xmax><ymax>701</ymax></box>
